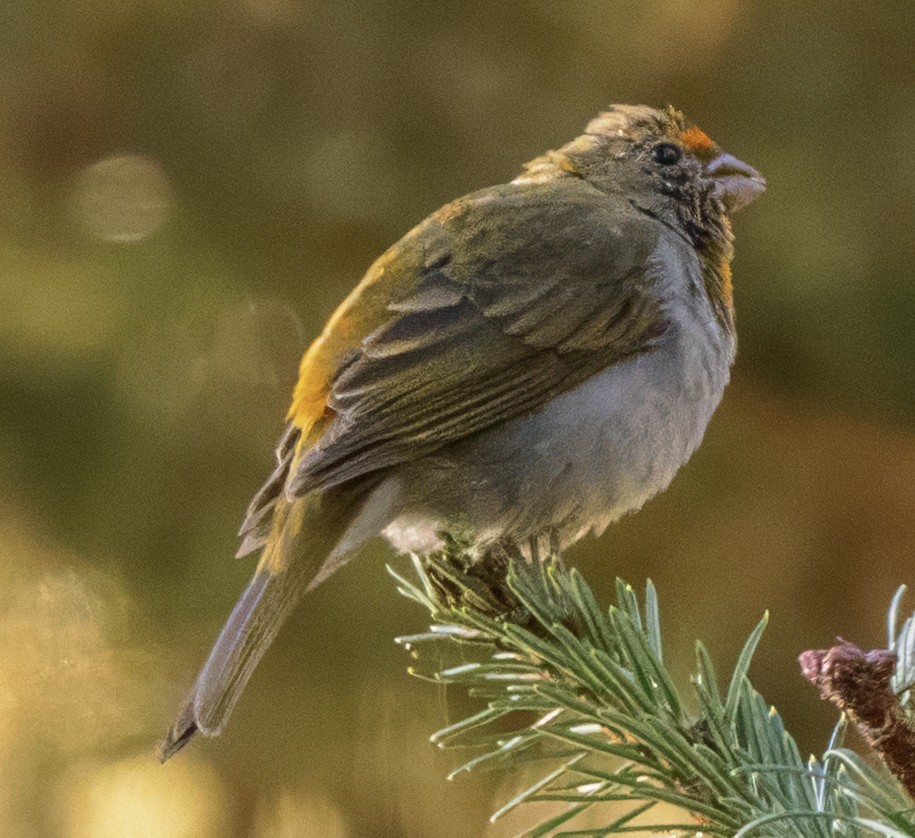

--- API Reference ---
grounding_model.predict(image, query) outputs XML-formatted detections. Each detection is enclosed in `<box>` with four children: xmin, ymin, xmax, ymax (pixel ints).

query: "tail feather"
<box><xmin>158</xmin><ymin>705</ymin><xmax>198</xmax><ymax>762</ymax></box>
<box><xmin>158</xmin><ymin>563</ymin><xmax>308</xmax><ymax>761</ymax></box>
<box><xmin>159</xmin><ymin>487</ymin><xmax>369</xmax><ymax>762</ymax></box>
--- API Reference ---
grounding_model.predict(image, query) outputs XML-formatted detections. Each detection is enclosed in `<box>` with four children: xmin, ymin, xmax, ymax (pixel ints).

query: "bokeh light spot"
<box><xmin>74</xmin><ymin>155</ymin><xmax>172</xmax><ymax>243</ymax></box>
<box><xmin>58</xmin><ymin>755</ymin><xmax>229</xmax><ymax>838</ymax></box>
<box><xmin>251</xmin><ymin>789</ymin><xmax>351</xmax><ymax>838</ymax></box>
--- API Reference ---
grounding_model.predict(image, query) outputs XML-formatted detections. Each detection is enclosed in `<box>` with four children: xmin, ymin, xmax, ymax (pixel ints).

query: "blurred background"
<box><xmin>1</xmin><ymin>0</ymin><xmax>913</xmax><ymax>835</ymax></box>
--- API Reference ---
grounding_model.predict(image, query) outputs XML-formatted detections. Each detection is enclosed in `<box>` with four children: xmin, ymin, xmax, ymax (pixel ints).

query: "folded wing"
<box><xmin>287</xmin><ymin>179</ymin><xmax>667</xmax><ymax>497</ymax></box>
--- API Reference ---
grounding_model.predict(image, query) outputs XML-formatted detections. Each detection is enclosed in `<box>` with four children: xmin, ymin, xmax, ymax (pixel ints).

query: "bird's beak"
<box><xmin>704</xmin><ymin>152</ymin><xmax>766</xmax><ymax>213</ymax></box>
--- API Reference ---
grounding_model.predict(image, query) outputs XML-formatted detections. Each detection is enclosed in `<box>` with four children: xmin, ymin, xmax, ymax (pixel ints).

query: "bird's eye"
<box><xmin>651</xmin><ymin>143</ymin><xmax>682</xmax><ymax>166</ymax></box>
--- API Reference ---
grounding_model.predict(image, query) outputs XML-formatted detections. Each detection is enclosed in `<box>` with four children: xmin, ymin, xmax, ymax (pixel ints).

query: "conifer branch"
<box><xmin>391</xmin><ymin>542</ymin><xmax>915</xmax><ymax>836</ymax></box>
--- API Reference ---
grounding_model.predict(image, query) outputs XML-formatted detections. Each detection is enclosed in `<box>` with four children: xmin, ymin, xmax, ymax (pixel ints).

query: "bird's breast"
<box><xmin>382</xmin><ymin>290</ymin><xmax>734</xmax><ymax>554</ymax></box>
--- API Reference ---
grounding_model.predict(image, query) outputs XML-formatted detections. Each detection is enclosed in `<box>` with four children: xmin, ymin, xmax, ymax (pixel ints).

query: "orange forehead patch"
<box><xmin>678</xmin><ymin>125</ymin><xmax>716</xmax><ymax>153</ymax></box>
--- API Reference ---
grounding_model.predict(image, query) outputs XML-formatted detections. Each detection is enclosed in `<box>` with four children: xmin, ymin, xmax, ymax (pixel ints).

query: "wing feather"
<box><xmin>285</xmin><ymin>179</ymin><xmax>667</xmax><ymax>495</ymax></box>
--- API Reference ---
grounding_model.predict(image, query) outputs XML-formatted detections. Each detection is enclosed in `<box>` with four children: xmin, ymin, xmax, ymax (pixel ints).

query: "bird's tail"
<box><xmin>158</xmin><ymin>486</ymin><xmax>367</xmax><ymax>762</ymax></box>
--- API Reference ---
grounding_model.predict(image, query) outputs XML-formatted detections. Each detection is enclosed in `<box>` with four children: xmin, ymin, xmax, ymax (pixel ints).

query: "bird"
<box><xmin>159</xmin><ymin>104</ymin><xmax>765</xmax><ymax>761</ymax></box>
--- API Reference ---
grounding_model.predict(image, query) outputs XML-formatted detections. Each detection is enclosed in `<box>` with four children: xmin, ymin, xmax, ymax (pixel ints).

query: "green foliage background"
<box><xmin>1</xmin><ymin>1</ymin><xmax>913</xmax><ymax>835</ymax></box>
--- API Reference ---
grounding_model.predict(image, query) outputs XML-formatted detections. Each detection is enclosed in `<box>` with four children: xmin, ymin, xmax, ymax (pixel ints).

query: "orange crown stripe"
<box><xmin>678</xmin><ymin>125</ymin><xmax>716</xmax><ymax>153</ymax></box>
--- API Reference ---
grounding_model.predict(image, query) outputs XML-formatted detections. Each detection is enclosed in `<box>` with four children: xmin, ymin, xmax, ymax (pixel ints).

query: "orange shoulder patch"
<box><xmin>286</xmin><ymin>223</ymin><xmax>429</xmax><ymax>438</ymax></box>
<box><xmin>287</xmin><ymin>259</ymin><xmax>389</xmax><ymax>438</ymax></box>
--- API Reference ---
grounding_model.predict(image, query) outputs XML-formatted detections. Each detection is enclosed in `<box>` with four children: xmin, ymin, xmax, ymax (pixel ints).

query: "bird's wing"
<box><xmin>280</xmin><ymin>178</ymin><xmax>667</xmax><ymax>497</ymax></box>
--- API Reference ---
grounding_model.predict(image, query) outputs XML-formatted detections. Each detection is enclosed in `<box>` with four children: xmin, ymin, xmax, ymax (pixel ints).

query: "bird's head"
<box><xmin>519</xmin><ymin>104</ymin><xmax>766</xmax><ymax>252</ymax></box>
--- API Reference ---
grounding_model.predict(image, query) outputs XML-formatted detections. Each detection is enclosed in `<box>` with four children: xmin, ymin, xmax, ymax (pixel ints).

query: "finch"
<box><xmin>160</xmin><ymin>104</ymin><xmax>765</xmax><ymax>760</ymax></box>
